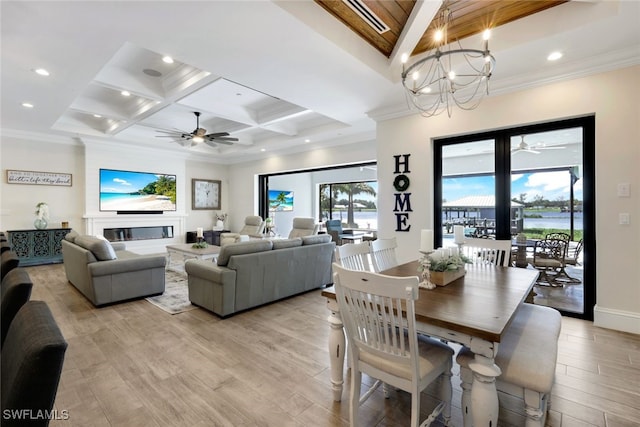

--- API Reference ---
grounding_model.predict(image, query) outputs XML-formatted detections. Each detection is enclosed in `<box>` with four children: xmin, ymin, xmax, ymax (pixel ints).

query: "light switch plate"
<box><xmin>618</xmin><ymin>183</ymin><xmax>630</xmax><ymax>197</ymax></box>
<box><xmin>619</xmin><ymin>213</ymin><xmax>630</xmax><ymax>225</ymax></box>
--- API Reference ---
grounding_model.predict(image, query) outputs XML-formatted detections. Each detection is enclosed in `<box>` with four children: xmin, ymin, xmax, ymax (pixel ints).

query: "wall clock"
<box><xmin>192</xmin><ymin>179</ymin><xmax>221</xmax><ymax>210</ymax></box>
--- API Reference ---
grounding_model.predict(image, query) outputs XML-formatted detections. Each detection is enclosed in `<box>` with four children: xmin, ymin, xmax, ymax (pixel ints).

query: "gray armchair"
<box><xmin>220</xmin><ymin>215</ymin><xmax>265</xmax><ymax>245</ymax></box>
<box><xmin>288</xmin><ymin>217</ymin><xmax>319</xmax><ymax>238</ymax></box>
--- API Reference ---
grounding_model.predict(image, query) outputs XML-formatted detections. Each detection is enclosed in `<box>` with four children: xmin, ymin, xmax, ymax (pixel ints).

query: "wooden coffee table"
<box><xmin>166</xmin><ymin>243</ymin><xmax>221</xmax><ymax>274</ymax></box>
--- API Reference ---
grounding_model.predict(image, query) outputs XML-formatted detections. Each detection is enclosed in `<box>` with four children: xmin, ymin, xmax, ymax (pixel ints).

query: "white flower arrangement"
<box><xmin>35</xmin><ymin>202</ymin><xmax>50</xmax><ymax>220</ymax></box>
<box><xmin>418</xmin><ymin>248</ymin><xmax>471</xmax><ymax>272</ymax></box>
<box><xmin>215</xmin><ymin>212</ymin><xmax>227</xmax><ymax>222</ymax></box>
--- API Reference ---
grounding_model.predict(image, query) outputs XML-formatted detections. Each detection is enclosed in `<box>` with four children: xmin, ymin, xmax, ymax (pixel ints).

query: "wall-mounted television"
<box><xmin>99</xmin><ymin>169</ymin><xmax>177</xmax><ymax>213</ymax></box>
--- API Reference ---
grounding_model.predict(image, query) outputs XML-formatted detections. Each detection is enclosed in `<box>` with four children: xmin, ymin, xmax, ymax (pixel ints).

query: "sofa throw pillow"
<box><xmin>217</xmin><ymin>240</ymin><xmax>272</xmax><ymax>267</ymax></box>
<box><xmin>64</xmin><ymin>229</ymin><xmax>79</xmax><ymax>243</ymax></box>
<box><xmin>272</xmin><ymin>238</ymin><xmax>303</xmax><ymax>250</ymax></box>
<box><xmin>301</xmin><ymin>234</ymin><xmax>332</xmax><ymax>246</ymax></box>
<box><xmin>74</xmin><ymin>236</ymin><xmax>117</xmax><ymax>261</ymax></box>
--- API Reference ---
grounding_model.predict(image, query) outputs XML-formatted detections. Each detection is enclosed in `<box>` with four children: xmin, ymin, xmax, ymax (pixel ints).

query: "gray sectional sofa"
<box><xmin>185</xmin><ymin>234</ymin><xmax>335</xmax><ymax>317</ymax></box>
<box><xmin>62</xmin><ymin>232</ymin><xmax>166</xmax><ymax>306</ymax></box>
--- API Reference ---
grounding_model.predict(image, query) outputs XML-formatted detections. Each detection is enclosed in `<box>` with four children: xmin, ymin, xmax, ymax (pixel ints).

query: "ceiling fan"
<box><xmin>512</xmin><ymin>135</ymin><xmax>565</xmax><ymax>154</ymax></box>
<box><xmin>155</xmin><ymin>112</ymin><xmax>239</xmax><ymax>148</ymax></box>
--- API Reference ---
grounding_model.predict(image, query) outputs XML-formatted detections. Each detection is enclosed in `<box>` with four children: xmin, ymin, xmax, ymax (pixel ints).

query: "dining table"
<box><xmin>322</xmin><ymin>260</ymin><xmax>538</xmax><ymax>426</ymax></box>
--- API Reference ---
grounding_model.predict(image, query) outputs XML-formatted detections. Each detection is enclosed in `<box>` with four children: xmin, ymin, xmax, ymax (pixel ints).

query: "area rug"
<box><xmin>145</xmin><ymin>270</ymin><xmax>198</xmax><ymax>314</ymax></box>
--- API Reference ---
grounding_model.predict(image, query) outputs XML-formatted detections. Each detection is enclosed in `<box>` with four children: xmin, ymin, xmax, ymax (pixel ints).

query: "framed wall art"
<box><xmin>268</xmin><ymin>189</ymin><xmax>294</xmax><ymax>212</ymax></box>
<box><xmin>6</xmin><ymin>169</ymin><xmax>72</xmax><ymax>186</ymax></box>
<box><xmin>192</xmin><ymin>179</ymin><xmax>221</xmax><ymax>210</ymax></box>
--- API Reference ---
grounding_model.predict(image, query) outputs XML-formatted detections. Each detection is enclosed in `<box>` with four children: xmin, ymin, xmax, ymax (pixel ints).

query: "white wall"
<box><xmin>376</xmin><ymin>66</ymin><xmax>640</xmax><ymax>333</ymax></box>
<box><xmin>1</xmin><ymin>134</ymin><xmax>84</xmax><ymax>231</ymax></box>
<box><xmin>268</xmin><ymin>174</ymin><xmax>312</xmax><ymax>237</ymax></box>
<box><xmin>1</xmin><ymin>135</ymin><xmax>230</xmax><ymax>253</ymax></box>
<box><xmin>225</xmin><ymin>143</ymin><xmax>377</xmax><ymax>233</ymax></box>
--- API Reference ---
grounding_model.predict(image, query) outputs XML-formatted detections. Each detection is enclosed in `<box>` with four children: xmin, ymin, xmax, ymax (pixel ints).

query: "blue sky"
<box><xmin>444</xmin><ymin>171</ymin><xmax>583</xmax><ymax>203</ymax></box>
<box><xmin>100</xmin><ymin>170</ymin><xmax>165</xmax><ymax>193</ymax></box>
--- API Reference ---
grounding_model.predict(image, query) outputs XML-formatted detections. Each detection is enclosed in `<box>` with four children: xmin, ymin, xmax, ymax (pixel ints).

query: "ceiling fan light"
<box><xmin>192</xmin><ymin>136</ymin><xmax>204</xmax><ymax>144</ymax></box>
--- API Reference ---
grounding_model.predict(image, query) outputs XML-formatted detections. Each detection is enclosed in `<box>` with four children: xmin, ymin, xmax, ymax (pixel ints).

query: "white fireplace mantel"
<box><xmin>84</xmin><ymin>213</ymin><xmax>187</xmax><ymax>254</ymax></box>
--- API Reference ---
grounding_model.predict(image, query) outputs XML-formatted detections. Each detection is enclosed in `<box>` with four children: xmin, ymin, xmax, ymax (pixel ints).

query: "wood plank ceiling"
<box><xmin>314</xmin><ymin>0</ymin><xmax>567</xmax><ymax>58</ymax></box>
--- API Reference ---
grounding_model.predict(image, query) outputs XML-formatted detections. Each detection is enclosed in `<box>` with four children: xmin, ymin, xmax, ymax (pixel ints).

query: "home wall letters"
<box><xmin>393</xmin><ymin>154</ymin><xmax>412</xmax><ymax>232</ymax></box>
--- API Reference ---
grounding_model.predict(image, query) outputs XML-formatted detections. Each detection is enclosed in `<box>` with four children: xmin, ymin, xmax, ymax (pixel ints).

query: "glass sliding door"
<box><xmin>441</xmin><ymin>139</ymin><xmax>496</xmax><ymax>247</ymax></box>
<box><xmin>511</xmin><ymin>128</ymin><xmax>585</xmax><ymax>314</ymax></box>
<box><xmin>434</xmin><ymin>117</ymin><xmax>595</xmax><ymax>320</ymax></box>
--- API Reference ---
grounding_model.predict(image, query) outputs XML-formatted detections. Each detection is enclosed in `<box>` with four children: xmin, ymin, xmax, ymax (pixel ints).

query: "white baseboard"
<box><xmin>593</xmin><ymin>305</ymin><xmax>640</xmax><ymax>334</ymax></box>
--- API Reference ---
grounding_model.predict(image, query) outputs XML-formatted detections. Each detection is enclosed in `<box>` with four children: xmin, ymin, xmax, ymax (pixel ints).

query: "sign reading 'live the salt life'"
<box><xmin>393</xmin><ymin>154</ymin><xmax>412</xmax><ymax>232</ymax></box>
<box><xmin>6</xmin><ymin>170</ymin><xmax>72</xmax><ymax>186</ymax></box>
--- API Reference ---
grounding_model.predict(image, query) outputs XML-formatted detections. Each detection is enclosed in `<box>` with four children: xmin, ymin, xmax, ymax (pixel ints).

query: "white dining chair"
<box><xmin>333</xmin><ymin>264</ymin><xmax>454</xmax><ymax>427</ymax></box>
<box><xmin>334</xmin><ymin>242</ymin><xmax>373</xmax><ymax>272</ymax></box>
<box><xmin>462</xmin><ymin>237</ymin><xmax>512</xmax><ymax>267</ymax></box>
<box><xmin>370</xmin><ymin>237</ymin><xmax>399</xmax><ymax>272</ymax></box>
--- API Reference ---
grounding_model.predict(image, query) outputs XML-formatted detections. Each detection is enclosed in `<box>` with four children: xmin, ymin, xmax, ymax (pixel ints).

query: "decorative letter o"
<box><xmin>393</xmin><ymin>174</ymin><xmax>410</xmax><ymax>192</ymax></box>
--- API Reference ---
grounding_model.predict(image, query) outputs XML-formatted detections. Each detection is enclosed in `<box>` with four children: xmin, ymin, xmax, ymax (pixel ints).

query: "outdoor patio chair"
<box><xmin>527</xmin><ymin>238</ymin><xmax>567</xmax><ymax>286</ymax></box>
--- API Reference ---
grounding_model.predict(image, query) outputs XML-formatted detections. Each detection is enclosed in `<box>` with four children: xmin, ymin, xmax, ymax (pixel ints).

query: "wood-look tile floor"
<box><xmin>23</xmin><ymin>264</ymin><xmax>640</xmax><ymax>426</ymax></box>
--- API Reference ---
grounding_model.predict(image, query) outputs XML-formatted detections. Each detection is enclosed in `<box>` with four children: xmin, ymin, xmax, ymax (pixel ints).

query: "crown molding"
<box><xmin>0</xmin><ymin>128</ymin><xmax>80</xmax><ymax>145</ymax></box>
<box><xmin>368</xmin><ymin>47</ymin><xmax>640</xmax><ymax>123</ymax></box>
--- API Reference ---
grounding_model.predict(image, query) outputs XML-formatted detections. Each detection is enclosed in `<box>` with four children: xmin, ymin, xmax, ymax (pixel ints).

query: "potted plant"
<box><xmin>418</xmin><ymin>248</ymin><xmax>471</xmax><ymax>287</ymax></box>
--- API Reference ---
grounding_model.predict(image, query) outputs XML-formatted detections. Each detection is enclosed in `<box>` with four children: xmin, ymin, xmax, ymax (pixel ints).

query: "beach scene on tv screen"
<box><xmin>100</xmin><ymin>169</ymin><xmax>177</xmax><ymax>211</ymax></box>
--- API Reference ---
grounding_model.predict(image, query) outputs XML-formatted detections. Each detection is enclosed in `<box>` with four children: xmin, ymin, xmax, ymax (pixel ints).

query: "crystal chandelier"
<box><xmin>401</xmin><ymin>8</ymin><xmax>496</xmax><ymax>118</ymax></box>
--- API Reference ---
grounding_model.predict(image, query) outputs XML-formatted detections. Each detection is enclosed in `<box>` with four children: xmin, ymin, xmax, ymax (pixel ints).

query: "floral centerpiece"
<box><xmin>34</xmin><ymin>202</ymin><xmax>49</xmax><ymax>229</ymax></box>
<box><xmin>418</xmin><ymin>248</ymin><xmax>471</xmax><ymax>288</ymax></box>
<box><xmin>192</xmin><ymin>240</ymin><xmax>209</xmax><ymax>249</ymax></box>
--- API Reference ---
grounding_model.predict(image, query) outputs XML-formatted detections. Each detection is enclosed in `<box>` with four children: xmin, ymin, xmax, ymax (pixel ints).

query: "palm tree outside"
<box><xmin>327</xmin><ymin>182</ymin><xmax>376</xmax><ymax>228</ymax></box>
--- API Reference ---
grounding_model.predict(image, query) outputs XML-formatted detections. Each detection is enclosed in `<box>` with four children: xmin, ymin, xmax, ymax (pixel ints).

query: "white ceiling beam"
<box><xmin>388</xmin><ymin>0</ymin><xmax>442</xmax><ymax>81</ymax></box>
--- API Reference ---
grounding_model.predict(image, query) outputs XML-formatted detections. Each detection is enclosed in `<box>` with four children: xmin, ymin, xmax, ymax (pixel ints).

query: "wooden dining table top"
<box><xmin>322</xmin><ymin>261</ymin><xmax>539</xmax><ymax>343</ymax></box>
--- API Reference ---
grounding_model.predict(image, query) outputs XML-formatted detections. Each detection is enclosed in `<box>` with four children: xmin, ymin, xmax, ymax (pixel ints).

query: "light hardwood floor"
<box><xmin>22</xmin><ymin>264</ymin><xmax>640</xmax><ymax>426</ymax></box>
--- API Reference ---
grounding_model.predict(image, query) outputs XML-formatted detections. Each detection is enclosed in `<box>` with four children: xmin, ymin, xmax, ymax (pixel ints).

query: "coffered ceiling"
<box><xmin>1</xmin><ymin>1</ymin><xmax>638</xmax><ymax>163</ymax></box>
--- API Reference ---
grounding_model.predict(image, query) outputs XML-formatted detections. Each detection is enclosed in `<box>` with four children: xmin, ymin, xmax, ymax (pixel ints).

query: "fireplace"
<box><xmin>85</xmin><ymin>213</ymin><xmax>186</xmax><ymax>254</ymax></box>
<box><xmin>103</xmin><ymin>226</ymin><xmax>174</xmax><ymax>242</ymax></box>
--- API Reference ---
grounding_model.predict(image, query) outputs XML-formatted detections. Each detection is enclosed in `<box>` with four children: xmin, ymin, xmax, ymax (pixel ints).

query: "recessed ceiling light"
<box><xmin>22</xmin><ymin>102</ymin><xmax>34</xmax><ymax>108</ymax></box>
<box><xmin>162</xmin><ymin>56</ymin><xmax>174</xmax><ymax>64</ymax></box>
<box><xmin>547</xmin><ymin>51</ymin><xmax>563</xmax><ymax>61</ymax></box>
<box><xmin>260</xmin><ymin>148</ymin><xmax>266</xmax><ymax>152</ymax></box>
<box><xmin>121</xmin><ymin>90</ymin><xmax>131</xmax><ymax>97</ymax></box>
<box><xmin>304</xmin><ymin>139</ymin><xmax>311</xmax><ymax>143</ymax></box>
<box><xmin>93</xmin><ymin>114</ymin><xmax>102</xmax><ymax>118</ymax></box>
<box><xmin>33</xmin><ymin>68</ymin><xmax>50</xmax><ymax>76</ymax></box>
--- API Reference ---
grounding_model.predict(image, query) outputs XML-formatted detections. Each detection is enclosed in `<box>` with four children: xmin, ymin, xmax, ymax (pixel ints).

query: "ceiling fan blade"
<box><xmin>212</xmin><ymin>140</ymin><xmax>234</xmax><ymax>146</ymax></box>
<box><xmin>527</xmin><ymin>149</ymin><xmax>541</xmax><ymax>154</ymax></box>
<box><xmin>208</xmin><ymin>136</ymin><xmax>238</xmax><ymax>142</ymax></box>
<box><xmin>155</xmin><ymin>135</ymin><xmax>182</xmax><ymax>138</ymax></box>
<box><xmin>204</xmin><ymin>132</ymin><xmax>230</xmax><ymax>138</ymax></box>
<box><xmin>156</xmin><ymin>129</ymin><xmax>189</xmax><ymax>134</ymax></box>
<box><xmin>204</xmin><ymin>140</ymin><xmax>218</xmax><ymax>148</ymax></box>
